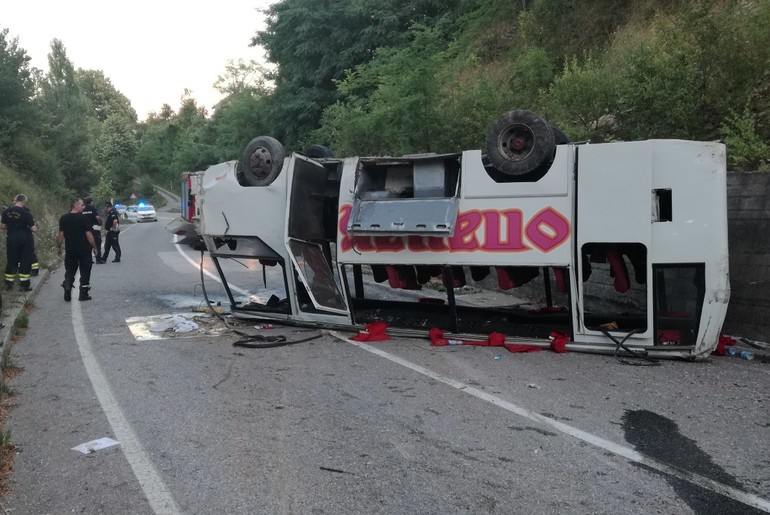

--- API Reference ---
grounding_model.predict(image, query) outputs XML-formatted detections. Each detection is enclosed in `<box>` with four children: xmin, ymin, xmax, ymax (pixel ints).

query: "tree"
<box><xmin>94</xmin><ymin>115</ymin><xmax>138</xmax><ymax>169</ymax></box>
<box><xmin>77</xmin><ymin>69</ymin><xmax>137</xmax><ymax>123</ymax></box>
<box><xmin>90</xmin><ymin>174</ymin><xmax>116</xmax><ymax>205</ymax></box>
<box><xmin>136</xmin><ymin>118</ymin><xmax>173</xmax><ymax>178</ymax></box>
<box><xmin>0</xmin><ymin>28</ymin><xmax>37</xmax><ymax>164</ymax></box>
<box><xmin>541</xmin><ymin>56</ymin><xmax>622</xmax><ymax>141</ymax></box>
<box><xmin>213</xmin><ymin>59</ymin><xmax>271</xmax><ymax>97</ymax></box>
<box><xmin>210</xmin><ymin>91</ymin><xmax>271</xmax><ymax>161</ymax></box>
<box><xmin>137</xmin><ymin>94</ymin><xmax>217</xmax><ymax>187</ymax></box>
<box><xmin>721</xmin><ymin>108</ymin><xmax>770</xmax><ymax>171</ymax></box>
<box><xmin>314</xmin><ymin>23</ymin><xmax>507</xmax><ymax>156</ymax></box>
<box><xmin>146</xmin><ymin>103</ymin><xmax>175</xmax><ymax>122</ymax></box>
<box><xmin>36</xmin><ymin>39</ymin><xmax>96</xmax><ymax>193</ymax></box>
<box><xmin>252</xmin><ymin>0</ymin><xmax>460</xmax><ymax>148</ymax></box>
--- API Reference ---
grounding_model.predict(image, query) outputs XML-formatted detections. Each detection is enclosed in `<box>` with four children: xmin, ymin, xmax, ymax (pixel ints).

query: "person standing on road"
<box><xmin>56</xmin><ymin>198</ymin><xmax>97</xmax><ymax>302</ymax></box>
<box><xmin>13</xmin><ymin>197</ymin><xmax>40</xmax><ymax>277</ymax></box>
<box><xmin>82</xmin><ymin>196</ymin><xmax>104</xmax><ymax>264</ymax></box>
<box><xmin>1</xmin><ymin>194</ymin><xmax>38</xmax><ymax>291</ymax></box>
<box><xmin>7</xmin><ymin>195</ymin><xmax>39</xmax><ymax>277</ymax></box>
<box><xmin>102</xmin><ymin>201</ymin><xmax>121</xmax><ymax>263</ymax></box>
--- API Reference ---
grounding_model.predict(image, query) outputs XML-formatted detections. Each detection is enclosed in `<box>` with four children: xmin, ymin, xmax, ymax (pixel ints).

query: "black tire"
<box><xmin>485</xmin><ymin>110</ymin><xmax>556</xmax><ymax>176</ymax></box>
<box><xmin>241</xmin><ymin>136</ymin><xmax>286</xmax><ymax>186</ymax></box>
<box><xmin>303</xmin><ymin>144</ymin><xmax>334</xmax><ymax>159</ymax></box>
<box><xmin>552</xmin><ymin>126</ymin><xmax>570</xmax><ymax>145</ymax></box>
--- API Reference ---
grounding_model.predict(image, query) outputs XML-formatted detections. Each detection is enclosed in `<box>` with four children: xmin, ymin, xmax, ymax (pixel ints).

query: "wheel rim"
<box><xmin>247</xmin><ymin>146</ymin><xmax>273</xmax><ymax>179</ymax></box>
<box><xmin>498</xmin><ymin>124</ymin><xmax>535</xmax><ymax>162</ymax></box>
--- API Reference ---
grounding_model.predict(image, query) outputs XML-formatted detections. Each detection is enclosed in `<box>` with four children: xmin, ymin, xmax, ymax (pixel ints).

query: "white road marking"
<box><xmin>172</xmin><ymin>235</ymin><xmax>251</xmax><ymax>296</ymax></box>
<box><xmin>331</xmin><ymin>332</ymin><xmax>770</xmax><ymax>513</ymax></box>
<box><xmin>71</xmin><ymin>301</ymin><xmax>181</xmax><ymax>515</ymax></box>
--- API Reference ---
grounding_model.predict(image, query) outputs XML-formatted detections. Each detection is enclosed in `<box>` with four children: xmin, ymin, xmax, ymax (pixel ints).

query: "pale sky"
<box><xmin>1</xmin><ymin>0</ymin><xmax>275</xmax><ymax>121</ymax></box>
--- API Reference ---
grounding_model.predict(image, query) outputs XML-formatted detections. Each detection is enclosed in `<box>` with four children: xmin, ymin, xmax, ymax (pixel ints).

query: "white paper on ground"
<box><xmin>72</xmin><ymin>437</ymin><xmax>120</xmax><ymax>454</ymax></box>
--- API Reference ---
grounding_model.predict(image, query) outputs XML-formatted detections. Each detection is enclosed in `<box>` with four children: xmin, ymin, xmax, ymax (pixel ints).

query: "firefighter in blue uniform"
<box><xmin>1</xmin><ymin>194</ymin><xmax>38</xmax><ymax>291</ymax></box>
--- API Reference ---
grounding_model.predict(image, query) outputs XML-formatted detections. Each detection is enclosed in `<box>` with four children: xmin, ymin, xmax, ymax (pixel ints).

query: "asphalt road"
<box><xmin>3</xmin><ymin>195</ymin><xmax>770</xmax><ymax>514</ymax></box>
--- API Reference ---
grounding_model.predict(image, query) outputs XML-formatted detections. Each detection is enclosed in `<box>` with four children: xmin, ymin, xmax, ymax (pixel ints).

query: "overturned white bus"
<box><xmin>171</xmin><ymin>110</ymin><xmax>730</xmax><ymax>359</ymax></box>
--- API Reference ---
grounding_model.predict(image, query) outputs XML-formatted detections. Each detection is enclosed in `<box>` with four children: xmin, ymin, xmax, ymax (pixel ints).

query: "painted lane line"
<box><xmin>72</xmin><ymin>301</ymin><xmax>181</xmax><ymax>515</ymax></box>
<box><xmin>172</xmin><ymin>235</ymin><xmax>250</xmax><ymax>296</ymax></box>
<box><xmin>331</xmin><ymin>332</ymin><xmax>770</xmax><ymax>513</ymax></box>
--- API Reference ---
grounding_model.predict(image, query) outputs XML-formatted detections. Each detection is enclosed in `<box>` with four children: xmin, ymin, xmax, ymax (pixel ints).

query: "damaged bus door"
<box><xmin>283</xmin><ymin>154</ymin><xmax>351</xmax><ymax>323</ymax></box>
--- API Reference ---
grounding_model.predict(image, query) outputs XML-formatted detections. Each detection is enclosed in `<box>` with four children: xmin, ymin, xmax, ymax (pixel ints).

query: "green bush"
<box><xmin>721</xmin><ymin>109</ymin><xmax>770</xmax><ymax>171</ymax></box>
<box><xmin>540</xmin><ymin>56</ymin><xmax>622</xmax><ymax>141</ymax></box>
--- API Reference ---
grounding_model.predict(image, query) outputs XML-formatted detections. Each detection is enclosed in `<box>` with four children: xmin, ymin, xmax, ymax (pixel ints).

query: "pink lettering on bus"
<box><xmin>338</xmin><ymin>204</ymin><xmax>570</xmax><ymax>254</ymax></box>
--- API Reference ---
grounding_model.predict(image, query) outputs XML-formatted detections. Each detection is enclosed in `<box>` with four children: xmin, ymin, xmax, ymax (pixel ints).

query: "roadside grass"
<box><xmin>1</xmin><ymin>345</ymin><xmax>23</xmax><ymax>379</ymax></box>
<box><xmin>11</xmin><ymin>310</ymin><xmax>28</xmax><ymax>335</ymax></box>
<box><xmin>0</xmin><ymin>299</ymin><xmax>33</xmax><ymax>495</ymax></box>
<box><xmin>0</xmin><ymin>343</ymin><xmax>22</xmax><ymax>495</ymax></box>
<box><xmin>0</xmin><ymin>427</ymin><xmax>14</xmax><ymax>496</ymax></box>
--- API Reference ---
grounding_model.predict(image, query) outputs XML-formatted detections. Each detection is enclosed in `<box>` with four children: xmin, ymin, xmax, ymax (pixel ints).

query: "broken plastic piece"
<box><xmin>352</xmin><ymin>321</ymin><xmax>390</xmax><ymax>341</ymax></box>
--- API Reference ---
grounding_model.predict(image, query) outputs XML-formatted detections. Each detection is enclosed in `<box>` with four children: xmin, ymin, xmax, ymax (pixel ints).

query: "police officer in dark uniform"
<box><xmin>82</xmin><ymin>197</ymin><xmax>104</xmax><ymax>263</ymax></box>
<box><xmin>56</xmin><ymin>198</ymin><xmax>97</xmax><ymax>301</ymax></box>
<box><xmin>102</xmin><ymin>201</ymin><xmax>121</xmax><ymax>263</ymax></box>
<box><xmin>1</xmin><ymin>194</ymin><xmax>38</xmax><ymax>291</ymax></box>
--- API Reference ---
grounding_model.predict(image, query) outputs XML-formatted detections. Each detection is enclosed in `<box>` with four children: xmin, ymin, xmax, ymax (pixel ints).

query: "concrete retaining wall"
<box><xmin>722</xmin><ymin>172</ymin><xmax>770</xmax><ymax>342</ymax></box>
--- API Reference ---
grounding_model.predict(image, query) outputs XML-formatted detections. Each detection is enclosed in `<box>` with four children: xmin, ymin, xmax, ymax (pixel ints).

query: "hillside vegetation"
<box><xmin>0</xmin><ymin>0</ymin><xmax>768</xmax><ymax>219</ymax></box>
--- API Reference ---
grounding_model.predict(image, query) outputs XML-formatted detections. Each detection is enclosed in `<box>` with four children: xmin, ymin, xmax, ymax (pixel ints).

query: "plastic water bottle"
<box><xmin>726</xmin><ymin>347</ymin><xmax>754</xmax><ymax>360</ymax></box>
<box><xmin>447</xmin><ymin>339</ymin><xmax>462</xmax><ymax>345</ymax></box>
<box><xmin>256</xmin><ymin>323</ymin><xmax>274</xmax><ymax>330</ymax></box>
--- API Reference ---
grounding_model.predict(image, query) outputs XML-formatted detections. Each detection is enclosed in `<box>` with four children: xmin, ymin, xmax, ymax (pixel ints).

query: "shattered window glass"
<box><xmin>288</xmin><ymin>239</ymin><xmax>347</xmax><ymax>312</ymax></box>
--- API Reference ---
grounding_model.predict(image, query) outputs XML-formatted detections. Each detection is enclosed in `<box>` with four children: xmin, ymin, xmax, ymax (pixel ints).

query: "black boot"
<box><xmin>62</xmin><ymin>279</ymin><xmax>73</xmax><ymax>302</ymax></box>
<box><xmin>19</xmin><ymin>282</ymin><xmax>32</xmax><ymax>292</ymax></box>
<box><xmin>78</xmin><ymin>286</ymin><xmax>92</xmax><ymax>301</ymax></box>
<box><xmin>4</xmin><ymin>281</ymin><xmax>13</xmax><ymax>291</ymax></box>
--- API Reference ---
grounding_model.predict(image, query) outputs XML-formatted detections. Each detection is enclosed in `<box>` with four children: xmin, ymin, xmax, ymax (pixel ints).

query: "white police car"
<box><xmin>135</xmin><ymin>204</ymin><xmax>157</xmax><ymax>222</ymax></box>
<box><xmin>125</xmin><ymin>203</ymin><xmax>157</xmax><ymax>222</ymax></box>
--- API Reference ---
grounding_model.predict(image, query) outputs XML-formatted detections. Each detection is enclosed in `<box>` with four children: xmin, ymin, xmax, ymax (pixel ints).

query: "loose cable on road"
<box><xmin>600</xmin><ymin>328</ymin><xmax>661</xmax><ymax>366</ymax></box>
<box><xmin>196</xmin><ymin>250</ymin><xmax>322</xmax><ymax>349</ymax></box>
